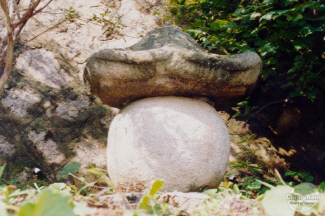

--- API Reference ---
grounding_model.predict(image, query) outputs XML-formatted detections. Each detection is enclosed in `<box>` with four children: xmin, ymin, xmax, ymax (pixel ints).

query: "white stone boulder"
<box><xmin>107</xmin><ymin>96</ymin><xmax>230</xmax><ymax>192</ymax></box>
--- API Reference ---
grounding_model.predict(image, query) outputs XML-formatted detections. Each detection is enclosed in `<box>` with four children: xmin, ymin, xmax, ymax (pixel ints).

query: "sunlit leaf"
<box><xmin>139</xmin><ymin>195</ymin><xmax>151</xmax><ymax>213</ymax></box>
<box><xmin>210</xmin><ymin>20</ymin><xmax>230</xmax><ymax>30</ymax></box>
<box><xmin>149</xmin><ymin>180</ymin><xmax>164</xmax><ymax>196</ymax></box>
<box><xmin>18</xmin><ymin>188</ymin><xmax>74</xmax><ymax>216</ymax></box>
<box><xmin>318</xmin><ymin>182</ymin><xmax>325</xmax><ymax>193</ymax></box>
<box><xmin>203</xmin><ymin>189</ymin><xmax>218</xmax><ymax>197</ymax></box>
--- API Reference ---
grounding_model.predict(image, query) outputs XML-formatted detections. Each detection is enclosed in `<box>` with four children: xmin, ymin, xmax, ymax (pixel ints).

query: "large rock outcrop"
<box><xmin>0</xmin><ymin>0</ymin><xmax>162</xmax><ymax>181</ymax></box>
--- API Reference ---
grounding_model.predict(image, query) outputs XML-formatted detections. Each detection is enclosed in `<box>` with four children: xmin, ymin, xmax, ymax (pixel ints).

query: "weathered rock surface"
<box><xmin>107</xmin><ymin>97</ymin><xmax>230</xmax><ymax>192</ymax></box>
<box><xmin>84</xmin><ymin>26</ymin><xmax>262</xmax><ymax>108</ymax></box>
<box><xmin>0</xmin><ymin>0</ymin><xmax>162</xmax><ymax>180</ymax></box>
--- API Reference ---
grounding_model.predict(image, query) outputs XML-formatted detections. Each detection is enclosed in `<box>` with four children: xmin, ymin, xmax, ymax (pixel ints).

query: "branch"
<box><xmin>14</xmin><ymin>0</ymin><xmax>54</xmax><ymax>41</ymax></box>
<box><xmin>33</xmin><ymin>0</ymin><xmax>53</xmax><ymax>15</ymax></box>
<box><xmin>0</xmin><ymin>0</ymin><xmax>54</xmax><ymax>91</ymax></box>
<box><xmin>0</xmin><ymin>0</ymin><xmax>15</xmax><ymax>90</ymax></box>
<box><xmin>12</xmin><ymin>0</ymin><xmax>41</xmax><ymax>29</ymax></box>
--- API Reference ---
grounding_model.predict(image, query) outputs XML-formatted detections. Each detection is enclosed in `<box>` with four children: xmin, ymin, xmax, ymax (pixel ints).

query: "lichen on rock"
<box><xmin>84</xmin><ymin>26</ymin><xmax>262</xmax><ymax>108</ymax></box>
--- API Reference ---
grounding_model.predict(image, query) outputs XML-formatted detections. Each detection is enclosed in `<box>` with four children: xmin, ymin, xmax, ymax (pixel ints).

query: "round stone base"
<box><xmin>107</xmin><ymin>96</ymin><xmax>230</xmax><ymax>192</ymax></box>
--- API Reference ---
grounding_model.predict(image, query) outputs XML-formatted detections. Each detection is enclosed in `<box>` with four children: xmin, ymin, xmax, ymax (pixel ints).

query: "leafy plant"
<box><xmin>232</xmin><ymin>97</ymin><xmax>257</xmax><ymax>118</ymax></box>
<box><xmin>138</xmin><ymin>179</ymin><xmax>166</xmax><ymax>215</ymax></box>
<box><xmin>56</xmin><ymin>162</ymin><xmax>81</xmax><ymax>180</ymax></box>
<box><xmin>168</xmin><ymin>0</ymin><xmax>325</xmax><ymax>102</ymax></box>
<box><xmin>285</xmin><ymin>170</ymin><xmax>315</xmax><ymax>183</ymax></box>
<box><xmin>318</xmin><ymin>182</ymin><xmax>325</xmax><ymax>193</ymax></box>
<box><xmin>18</xmin><ymin>187</ymin><xmax>75</xmax><ymax>216</ymax></box>
<box><xmin>88</xmin><ymin>10</ymin><xmax>124</xmax><ymax>38</ymax></box>
<box><xmin>258</xmin><ymin>170</ymin><xmax>325</xmax><ymax>216</ymax></box>
<box><xmin>64</xmin><ymin>7</ymin><xmax>81</xmax><ymax>23</ymax></box>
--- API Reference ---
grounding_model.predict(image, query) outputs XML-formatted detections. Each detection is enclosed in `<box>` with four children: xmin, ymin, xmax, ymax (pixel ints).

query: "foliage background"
<box><xmin>168</xmin><ymin>0</ymin><xmax>325</xmax><ymax>102</ymax></box>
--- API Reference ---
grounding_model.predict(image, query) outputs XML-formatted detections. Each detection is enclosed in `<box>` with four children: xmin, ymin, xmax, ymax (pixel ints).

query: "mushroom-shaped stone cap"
<box><xmin>84</xmin><ymin>26</ymin><xmax>262</xmax><ymax>108</ymax></box>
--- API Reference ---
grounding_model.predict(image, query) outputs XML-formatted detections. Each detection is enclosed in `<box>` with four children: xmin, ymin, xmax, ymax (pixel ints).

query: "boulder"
<box><xmin>107</xmin><ymin>97</ymin><xmax>230</xmax><ymax>192</ymax></box>
<box><xmin>84</xmin><ymin>26</ymin><xmax>262</xmax><ymax>108</ymax></box>
<box><xmin>0</xmin><ymin>0</ymin><xmax>162</xmax><ymax>181</ymax></box>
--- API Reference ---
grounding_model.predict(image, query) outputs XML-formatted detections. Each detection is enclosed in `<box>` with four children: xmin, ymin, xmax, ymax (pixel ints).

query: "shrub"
<box><xmin>168</xmin><ymin>0</ymin><xmax>325</xmax><ymax>101</ymax></box>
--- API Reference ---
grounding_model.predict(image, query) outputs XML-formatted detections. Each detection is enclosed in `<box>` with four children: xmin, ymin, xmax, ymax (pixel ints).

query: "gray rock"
<box><xmin>84</xmin><ymin>26</ymin><xmax>262</xmax><ymax>108</ymax></box>
<box><xmin>107</xmin><ymin>97</ymin><xmax>230</xmax><ymax>192</ymax></box>
<box><xmin>0</xmin><ymin>0</ymin><xmax>161</xmax><ymax>181</ymax></box>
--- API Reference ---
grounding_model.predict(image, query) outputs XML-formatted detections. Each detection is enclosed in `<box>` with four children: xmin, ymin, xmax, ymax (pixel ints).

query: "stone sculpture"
<box><xmin>84</xmin><ymin>27</ymin><xmax>262</xmax><ymax>109</ymax></box>
<box><xmin>84</xmin><ymin>26</ymin><xmax>262</xmax><ymax>192</ymax></box>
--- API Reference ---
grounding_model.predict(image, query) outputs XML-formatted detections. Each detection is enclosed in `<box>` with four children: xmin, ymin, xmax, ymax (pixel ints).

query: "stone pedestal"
<box><xmin>107</xmin><ymin>97</ymin><xmax>230</xmax><ymax>192</ymax></box>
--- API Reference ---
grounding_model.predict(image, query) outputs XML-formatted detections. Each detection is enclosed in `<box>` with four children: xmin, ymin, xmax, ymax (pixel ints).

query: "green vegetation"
<box><xmin>1</xmin><ymin>162</ymin><xmax>325</xmax><ymax>216</ymax></box>
<box><xmin>56</xmin><ymin>162</ymin><xmax>81</xmax><ymax>180</ymax></box>
<box><xmin>168</xmin><ymin>0</ymin><xmax>325</xmax><ymax>101</ymax></box>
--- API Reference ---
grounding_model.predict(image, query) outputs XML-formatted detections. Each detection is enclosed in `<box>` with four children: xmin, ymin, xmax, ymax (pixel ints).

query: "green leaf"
<box><xmin>0</xmin><ymin>163</ymin><xmax>6</xmax><ymax>178</ymax></box>
<box><xmin>247</xmin><ymin>181</ymin><xmax>262</xmax><ymax>190</ymax></box>
<box><xmin>290</xmin><ymin>90</ymin><xmax>302</xmax><ymax>97</ymax></box>
<box><xmin>242</xmin><ymin>176</ymin><xmax>254</xmax><ymax>180</ymax></box>
<box><xmin>250</xmin><ymin>167</ymin><xmax>263</xmax><ymax>174</ymax></box>
<box><xmin>301</xmin><ymin>25</ymin><xmax>321</xmax><ymax>36</ymax></box>
<box><xmin>202</xmin><ymin>189</ymin><xmax>218</xmax><ymax>197</ymax></box>
<box><xmin>237</xmin><ymin>139</ymin><xmax>247</xmax><ymax>144</ymax></box>
<box><xmin>210</xmin><ymin>20</ymin><xmax>230</xmax><ymax>30</ymax></box>
<box><xmin>149</xmin><ymin>180</ymin><xmax>164</xmax><ymax>196</ymax></box>
<box><xmin>18</xmin><ymin>188</ymin><xmax>75</xmax><ymax>216</ymax></box>
<box><xmin>285</xmin><ymin>171</ymin><xmax>299</xmax><ymax>177</ymax></box>
<box><xmin>18</xmin><ymin>203</ymin><xmax>35</xmax><ymax>216</ymax></box>
<box><xmin>233</xmin><ymin>184</ymin><xmax>241</xmax><ymax>195</ymax></box>
<box><xmin>318</xmin><ymin>182</ymin><xmax>325</xmax><ymax>193</ymax></box>
<box><xmin>284</xmin><ymin>0</ymin><xmax>298</xmax><ymax>7</ymax></box>
<box><xmin>153</xmin><ymin>203</ymin><xmax>162</xmax><ymax>214</ymax></box>
<box><xmin>286</xmin><ymin>14</ymin><xmax>293</xmax><ymax>21</ymax></box>
<box><xmin>193</xmin><ymin>19</ymin><xmax>203</xmax><ymax>27</ymax></box>
<box><xmin>186</xmin><ymin>29</ymin><xmax>203</xmax><ymax>35</ymax></box>
<box><xmin>139</xmin><ymin>195</ymin><xmax>152</xmax><ymax>213</ymax></box>
<box><xmin>247</xmin><ymin>134</ymin><xmax>256</xmax><ymax>141</ymax></box>
<box><xmin>232</xmin><ymin>111</ymin><xmax>241</xmax><ymax>118</ymax></box>
<box><xmin>49</xmin><ymin>183</ymin><xmax>71</xmax><ymax>196</ymax></box>
<box><xmin>304</xmin><ymin>175</ymin><xmax>315</xmax><ymax>183</ymax></box>
<box><xmin>250</xmin><ymin>12</ymin><xmax>261</xmax><ymax>20</ymax></box>
<box><xmin>260</xmin><ymin>11</ymin><xmax>276</xmax><ymax>21</ymax></box>
<box><xmin>56</xmin><ymin>162</ymin><xmax>81</xmax><ymax>180</ymax></box>
<box><xmin>293</xmin><ymin>14</ymin><xmax>303</xmax><ymax>21</ymax></box>
<box><xmin>262</xmin><ymin>0</ymin><xmax>277</xmax><ymax>5</ymax></box>
<box><xmin>294</xmin><ymin>183</ymin><xmax>315</xmax><ymax>195</ymax></box>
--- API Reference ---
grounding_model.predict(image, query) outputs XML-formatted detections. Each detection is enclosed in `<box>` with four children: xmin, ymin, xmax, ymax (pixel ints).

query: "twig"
<box><xmin>68</xmin><ymin>173</ymin><xmax>106</xmax><ymax>189</ymax></box>
<box><xmin>275</xmin><ymin>169</ymin><xmax>286</xmax><ymax>186</ymax></box>
<box><xmin>243</xmin><ymin>99</ymin><xmax>289</xmax><ymax>127</ymax></box>
<box><xmin>12</xmin><ymin>0</ymin><xmax>41</xmax><ymax>29</ymax></box>
<box><xmin>0</xmin><ymin>0</ymin><xmax>53</xmax><ymax>91</ymax></box>
<box><xmin>22</xmin><ymin>18</ymin><xmax>67</xmax><ymax>44</ymax></box>
<box><xmin>34</xmin><ymin>182</ymin><xmax>41</xmax><ymax>192</ymax></box>
<box><xmin>33</xmin><ymin>0</ymin><xmax>53</xmax><ymax>15</ymax></box>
